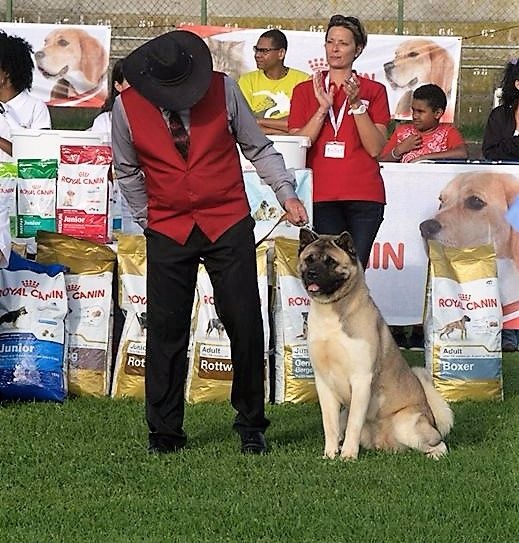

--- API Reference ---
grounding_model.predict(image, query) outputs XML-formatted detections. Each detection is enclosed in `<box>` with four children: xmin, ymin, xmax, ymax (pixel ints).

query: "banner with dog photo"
<box><xmin>0</xmin><ymin>23</ymin><xmax>111</xmax><ymax>108</ymax></box>
<box><xmin>365</xmin><ymin>162</ymin><xmax>519</xmax><ymax>330</ymax></box>
<box><xmin>182</xmin><ymin>25</ymin><xmax>461</xmax><ymax>122</ymax></box>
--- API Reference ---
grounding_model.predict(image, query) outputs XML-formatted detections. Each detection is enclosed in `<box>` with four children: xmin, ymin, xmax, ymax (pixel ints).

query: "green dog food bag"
<box><xmin>0</xmin><ymin>162</ymin><xmax>18</xmax><ymax>236</ymax></box>
<box><xmin>16</xmin><ymin>159</ymin><xmax>58</xmax><ymax>238</ymax></box>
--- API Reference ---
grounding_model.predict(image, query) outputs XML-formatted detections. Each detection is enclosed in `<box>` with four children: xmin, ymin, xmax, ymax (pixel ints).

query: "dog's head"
<box><xmin>462</xmin><ymin>315</ymin><xmax>471</xmax><ymax>323</ymax></box>
<box><xmin>297</xmin><ymin>229</ymin><xmax>361</xmax><ymax>304</ymax></box>
<box><xmin>419</xmin><ymin>172</ymin><xmax>519</xmax><ymax>268</ymax></box>
<box><xmin>35</xmin><ymin>28</ymin><xmax>108</xmax><ymax>90</ymax></box>
<box><xmin>383</xmin><ymin>39</ymin><xmax>454</xmax><ymax>95</ymax></box>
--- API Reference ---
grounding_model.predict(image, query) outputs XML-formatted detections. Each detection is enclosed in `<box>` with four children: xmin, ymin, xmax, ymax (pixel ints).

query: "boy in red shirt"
<box><xmin>380</xmin><ymin>83</ymin><xmax>467</xmax><ymax>163</ymax></box>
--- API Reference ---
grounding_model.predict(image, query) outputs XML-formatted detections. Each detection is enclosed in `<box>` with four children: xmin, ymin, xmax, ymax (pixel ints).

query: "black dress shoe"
<box><xmin>148</xmin><ymin>433</ymin><xmax>186</xmax><ymax>454</ymax></box>
<box><xmin>240</xmin><ymin>431</ymin><xmax>268</xmax><ymax>454</ymax></box>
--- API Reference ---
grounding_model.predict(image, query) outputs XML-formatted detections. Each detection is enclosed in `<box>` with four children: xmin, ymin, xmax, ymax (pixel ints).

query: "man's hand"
<box><xmin>284</xmin><ymin>197</ymin><xmax>309</xmax><ymax>227</ymax></box>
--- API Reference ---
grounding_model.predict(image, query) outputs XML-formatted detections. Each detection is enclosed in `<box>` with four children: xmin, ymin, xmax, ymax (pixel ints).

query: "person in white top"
<box><xmin>90</xmin><ymin>59</ymin><xmax>129</xmax><ymax>140</ymax></box>
<box><xmin>0</xmin><ymin>31</ymin><xmax>51</xmax><ymax>162</ymax></box>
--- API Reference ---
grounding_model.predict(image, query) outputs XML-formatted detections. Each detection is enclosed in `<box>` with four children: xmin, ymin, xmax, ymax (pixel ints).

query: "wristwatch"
<box><xmin>350</xmin><ymin>103</ymin><xmax>367</xmax><ymax>115</ymax></box>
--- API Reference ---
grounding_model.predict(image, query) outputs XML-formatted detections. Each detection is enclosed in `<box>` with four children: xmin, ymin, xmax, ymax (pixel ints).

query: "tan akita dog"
<box><xmin>297</xmin><ymin>229</ymin><xmax>453</xmax><ymax>460</ymax></box>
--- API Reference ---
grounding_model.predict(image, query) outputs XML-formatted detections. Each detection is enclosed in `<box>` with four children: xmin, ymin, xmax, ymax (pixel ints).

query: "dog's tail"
<box><xmin>412</xmin><ymin>367</ymin><xmax>454</xmax><ymax>438</ymax></box>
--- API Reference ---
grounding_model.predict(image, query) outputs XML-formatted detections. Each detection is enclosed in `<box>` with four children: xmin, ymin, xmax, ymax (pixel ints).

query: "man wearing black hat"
<box><xmin>112</xmin><ymin>30</ymin><xmax>308</xmax><ymax>455</ymax></box>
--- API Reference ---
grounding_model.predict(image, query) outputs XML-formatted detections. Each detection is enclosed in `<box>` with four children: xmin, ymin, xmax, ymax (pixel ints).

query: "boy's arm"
<box><xmin>379</xmin><ymin>129</ymin><xmax>400</xmax><ymax>161</ymax></box>
<box><xmin>411</xmin><ymin>144</ymin><xmax>468</xmax><ymax>161</ymax></box>
<box><xmin>379</xmin><ymin>126</ymin><xmax>421</xmax><ymax>162</ymax></box>
<box><xmin>409</xmin><ymin>126</ymin><xmax>468</xmax><ymax>162</ymax></box>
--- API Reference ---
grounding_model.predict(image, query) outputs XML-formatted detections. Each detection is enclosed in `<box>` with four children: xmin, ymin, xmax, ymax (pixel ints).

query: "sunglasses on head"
<box><xmin>329</xmin><ymin>14</ymin><xmax>360</xmax><ymax>26</ymax></box>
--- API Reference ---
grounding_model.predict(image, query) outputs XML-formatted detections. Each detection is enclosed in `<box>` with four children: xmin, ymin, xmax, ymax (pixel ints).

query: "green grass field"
<box><xmin>1</xmin><ymin>351</ymin><xmax>518</xmax><ymax>542</ymax></box>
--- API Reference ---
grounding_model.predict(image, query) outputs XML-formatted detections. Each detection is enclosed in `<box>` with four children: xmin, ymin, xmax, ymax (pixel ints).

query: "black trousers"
<box><xmin>313</xmin><ymin>200</ymin><xmax>385</xmax><ymax>269</ymax></box>
<box><xmin>144</xmin><ymin>216</ymin><xmax>269</xmax><ymax>445</ymax></box>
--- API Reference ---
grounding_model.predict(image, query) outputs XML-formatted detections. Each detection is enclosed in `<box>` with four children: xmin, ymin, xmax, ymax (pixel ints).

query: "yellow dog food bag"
<box><xmin>111</xmin><ymin>234</ymin><xmax>147</xmax><ymax>399</ymax></box>
<box><xmin>424</xmin><ymin>241</ymin><xmax>503</xmax><ymax>401</ymax></box>
<box><xmin>272</xmin><ymin>237</ymin><xmax>317</xmax><ymax>404</ymax></box>
<box><xmin>186</xmin><ymin>243</ymin><xmax>269</xmax><ymax>403</ymax></box>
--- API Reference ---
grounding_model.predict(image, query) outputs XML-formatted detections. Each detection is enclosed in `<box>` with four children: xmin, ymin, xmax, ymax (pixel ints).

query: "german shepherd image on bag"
<box><xmin>297</xmin><ymin>229</ymin><xmax>453</xmax><ymax>460</ymax></box>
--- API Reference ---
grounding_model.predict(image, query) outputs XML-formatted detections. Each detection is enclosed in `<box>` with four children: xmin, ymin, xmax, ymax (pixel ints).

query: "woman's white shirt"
<box><xmin>89</xmin><ymin>111</ymin><xmax>112</xmax><ymax>141</ymax></box>
<box><xmin>0</xmin><ymin>90</ymin><xmax>51</xmax><ymax>162</ymax></box>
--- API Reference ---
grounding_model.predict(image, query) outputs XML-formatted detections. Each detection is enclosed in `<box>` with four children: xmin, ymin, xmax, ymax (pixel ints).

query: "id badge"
<box><xmin>324</xmin><ymin>141</ymin><xmax>345</xmax><ymax>159</ymax></box>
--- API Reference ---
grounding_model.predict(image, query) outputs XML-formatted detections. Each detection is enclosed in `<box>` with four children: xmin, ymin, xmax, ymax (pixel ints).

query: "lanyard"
<box><xmin>324</xmin><ymin>74</ymin><xmax>348</xmax><ymax>139</ymax></box>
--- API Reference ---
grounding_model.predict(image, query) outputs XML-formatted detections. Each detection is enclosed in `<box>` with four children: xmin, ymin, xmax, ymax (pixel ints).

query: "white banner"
<box><xmin>0</xmin><ymin>23</ymin><xmax>111</xmax><ymax>108</ymax></box>
<box><xmin>367</xmin><ymin>163</ymin><xmax>519</xmax><ymax>327</ymax></box>
<box><xmin>182</xmin><ymin>25</ymin><xmax>461</xmax><ymax>122</ymax></box>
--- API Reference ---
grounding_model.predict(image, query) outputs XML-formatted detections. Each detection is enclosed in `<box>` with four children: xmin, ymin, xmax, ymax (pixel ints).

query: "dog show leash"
<box><xmin>254</xmin><ymin>214</ymin><xmax>315</xmax><ymax>248</ymax></box>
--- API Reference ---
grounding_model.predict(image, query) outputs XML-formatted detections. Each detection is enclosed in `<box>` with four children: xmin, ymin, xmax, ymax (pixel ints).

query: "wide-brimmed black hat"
<box><xmin>123</xmin><ymin>30</ymin><xmax>213</xmax><ymax>111</ymax></box>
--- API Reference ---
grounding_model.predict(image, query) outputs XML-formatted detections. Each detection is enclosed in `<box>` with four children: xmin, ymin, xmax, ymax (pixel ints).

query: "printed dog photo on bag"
<box><xmin>296</xmin><ymin>311</ymin><xmax>308</xmax><ymax>339</ymax></box>
<box><xmin>136</xmin><ymin>311</ymin><xmax>147</xmax><ymax>336</ymax></box>
<box><xmin>438</xmin><ymin>315</ymin><xmax>471</xmax><ymax>340</ymax></box>
<box><xmin>205</xmin><ymin>317</ymin><xmax>226</xmax><ymax>339</ymax></box>
<box><xmin>297</xmin><ymin>228</ymin><xmax>453</xmax><ymax>460</ymax></box>
<box><xmin>0</xmin><ymin>306</ymin><xmax>28</xmax><ymax>328</ymax></box>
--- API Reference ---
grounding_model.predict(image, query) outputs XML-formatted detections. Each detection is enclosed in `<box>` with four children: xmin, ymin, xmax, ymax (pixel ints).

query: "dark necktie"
<box><xmin>167</xmin><ymin>110</ymin><xmax>189</xmax><ymax>160</ymax></box>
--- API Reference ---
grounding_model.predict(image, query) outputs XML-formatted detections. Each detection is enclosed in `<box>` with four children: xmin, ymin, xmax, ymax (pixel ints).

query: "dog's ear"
<box><xmin>428</xmin><ymin>43</ymin><xmax>453</xmax><ymax>95</ymax></box>
<box><xmin>335</xmin><ymin>231</ymin><xmax>357</xmax><ymax>258</ymax></box>
<box><xmin>79</xmin><ymin>31</ymin><xmax>108</xmax><ymax>84</ymax></box>
<box><xmin>299</xmin><ymin>228</ymin><xmax>319</xmax><ymax>254</ymax></box>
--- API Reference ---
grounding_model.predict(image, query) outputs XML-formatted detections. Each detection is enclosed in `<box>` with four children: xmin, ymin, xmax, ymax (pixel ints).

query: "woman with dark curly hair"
<box><xmin>482</xmin><ymin>59</ymin><xmax>519</xmax><ymax>351</ymax></box>
<box><xmin>0</xmin><ymin>30</ymin><xmax>51</xmax><ymax>161</ymax></box>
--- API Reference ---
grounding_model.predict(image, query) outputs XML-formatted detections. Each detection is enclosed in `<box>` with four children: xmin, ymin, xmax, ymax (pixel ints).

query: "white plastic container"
<box><xmin>11</xmin><ymin>129</ymin><xmax>109</xmax><ymax>160</ymax></box>
<box><xmin>239</xmin><ymin>135</ymin><xmax>311</xmax><ymax>171</ymax></box>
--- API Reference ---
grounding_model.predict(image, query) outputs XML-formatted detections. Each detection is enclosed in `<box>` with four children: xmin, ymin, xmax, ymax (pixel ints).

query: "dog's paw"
<box><xmin>322</xmin><ymin>448</ymin><xmax>338</xmax><ymax>460</ymax></box>
<box><xmin>340</xmin><ymin>444</ymin><xmax>359</xmax><ymax>460</ymax></box>
<box><xmin>425</xmin><ymin>441</ymin><xmax>448</xmax><ymax>460</ymax></box>
<box><xmin>339</xmin><ymin>452</ymin><xmax>358</xmax><ymax>462</ymax></box>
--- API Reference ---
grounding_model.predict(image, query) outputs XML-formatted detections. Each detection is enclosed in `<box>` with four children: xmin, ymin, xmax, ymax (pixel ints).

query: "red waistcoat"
<box><xmin>122</xmin><ymin>72</ymin><xmax>249</xmax><ymax>244</ymax></box>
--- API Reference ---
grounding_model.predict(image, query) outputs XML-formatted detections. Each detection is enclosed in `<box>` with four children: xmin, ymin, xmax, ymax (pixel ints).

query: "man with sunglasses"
<box><xmin>238</xmin><ymin>29</ymin><xmax>309</xmax><ymax>135</ymax></box>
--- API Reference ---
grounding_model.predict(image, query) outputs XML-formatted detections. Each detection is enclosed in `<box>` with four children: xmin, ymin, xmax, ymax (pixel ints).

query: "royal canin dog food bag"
<box><xmin>0</xmin><ymin>252</ymin><xmax>67</xmax><ymax>401</ymax></box>
<box><xmin>186</xmin><ymin>243</ymin><xmax>270</xmax><ymax>403</ymax></box>
<box><xmin>16</xmin><ymin>159</ymin><xmax>57</xmax><ymax>238</ymax></box>
<box><xmin>36</xmin><ymin>231</ymin><xmax>116</xmax><ymax>397</ymax></box>
<box><xmin>111</xmin><ymin>234</ymin><xmax>147</xmax><ymax>399</ymax></box>
<box><xmin>56</xmin><ymin>145</ymin><xmax>112</xmax><ymax>243</ymax></box>
<box><xmin>272</xmin><ymin>237</ymin><xmax>317</xmax><ymax>404</ymax></box>
<box><xmin>424</xmin><ymin>241</ymin><xmax>503</xmax><ymax>401</ymax></box>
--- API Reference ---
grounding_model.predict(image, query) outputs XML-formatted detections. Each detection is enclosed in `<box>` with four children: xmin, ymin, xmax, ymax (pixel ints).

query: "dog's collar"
<box><xmin>48</xmin><ymin>83</ymin><xmax>105</xmax><ymax>107</ymax></box>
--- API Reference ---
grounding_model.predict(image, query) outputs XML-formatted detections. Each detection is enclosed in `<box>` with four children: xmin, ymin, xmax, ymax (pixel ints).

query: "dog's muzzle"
<box><xmin>419</xmin><ymin>219</ymin><xmax>442</xmax><ymax>239</ymax></box>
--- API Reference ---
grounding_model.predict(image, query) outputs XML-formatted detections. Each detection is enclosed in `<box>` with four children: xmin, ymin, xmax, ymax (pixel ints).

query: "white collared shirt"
<box><xmin>0</xmin><ymin>89</ymin><xmax>51</xmax><ymax>161</ymax></box>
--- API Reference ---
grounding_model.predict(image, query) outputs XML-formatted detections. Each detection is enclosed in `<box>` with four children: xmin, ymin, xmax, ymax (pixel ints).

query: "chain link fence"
<box><xmin>2</xmin><ymin>0</ymin><xmax>519</xmax><ymax>140</ymax></box>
